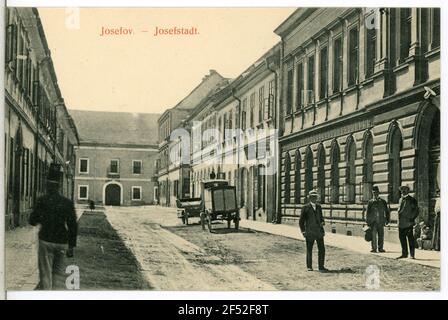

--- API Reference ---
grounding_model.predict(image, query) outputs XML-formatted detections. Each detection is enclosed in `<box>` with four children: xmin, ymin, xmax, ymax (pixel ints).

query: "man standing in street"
<box><xmin>29</xmin><ymin>163</ymin><xmax>78</xmax><ymax>290</ymax></box>
<box><xmin>397</xmin><ymin>185</ymin><xmax>419</xmax><ymax>259</ymax></box>
<box><xmin>299</xmin><ymin>190</ymin><xmax>328</xmax><ymax>272</ymax></box>
<box><xmin>366</xmin><ymin>186</ymin><xmax>390</xmax><ymax>253</ymax></box>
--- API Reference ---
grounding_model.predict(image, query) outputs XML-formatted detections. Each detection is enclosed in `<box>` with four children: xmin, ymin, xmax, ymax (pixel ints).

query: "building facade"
<box><xmin>155</xmin><ymin>70</ymin><xmax>228</xmax><ymax>207</ymax></box>
<box><xmin>275</xmin><ymin>8</ymin><xmax>440</xmax><ymax>240</ymax></box>
<box><xmin>4</xmin><ymin>8</ymin><xmax>79</xmax><ymax>230</ymax></box>
<box><xmin>187</xmin><ymin>45</ymin><xmax>281</xmax><ymax>223</ymax></box>
<box><xmin>71</xmin><ymin>110</ymin><xmax>159</xmax><ymax>206</ymax></box>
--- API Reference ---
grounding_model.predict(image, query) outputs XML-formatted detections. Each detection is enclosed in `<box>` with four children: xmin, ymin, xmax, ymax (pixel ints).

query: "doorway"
<box><xmin>105</xmin><ymin>183</ymin><xmax>121</xmax><ymax>206</ymax></box>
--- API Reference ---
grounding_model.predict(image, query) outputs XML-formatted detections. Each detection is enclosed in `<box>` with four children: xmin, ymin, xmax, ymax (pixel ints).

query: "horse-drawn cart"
<box><xmin>200</xmin><ymin>179</ymin><xmax>240</xmax><ymax>232</ymax></box>
<box><xmin>176</xmin><ymin>197</ymin><xmax>202</xmax><ymax>225</ymax></box>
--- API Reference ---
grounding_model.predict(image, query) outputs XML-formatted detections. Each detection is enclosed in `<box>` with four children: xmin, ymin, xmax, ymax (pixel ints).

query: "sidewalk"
<box><xmin>5</xmin><ymin>226</ymin><xmax>40</xmax><ymax>290</ymax></box>
<box><xmin>5</xmin><ymin>209</ymin><xmax>86</xmax><ymax>291</ymax></box>
<box><xmin>240</xmin><ymin>219</ymin><xmax>440</xmax><ymax>268</ymax></box>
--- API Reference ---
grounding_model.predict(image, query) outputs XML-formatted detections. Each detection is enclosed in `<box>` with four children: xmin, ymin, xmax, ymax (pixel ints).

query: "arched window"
<box><xmin>330</xmin><ymin>140</ymin><xmax>340</xmax><ymax>204</ymax></box>
<box><xmin>362</xmin><ymin>131</ymin><xmax>373</xmax><ymax>202</ymax></box>
<box><xmin>294</xmin><ymin>149</ymin><xmax>302</xmax><ymax>204</ymax></box>
<box><xmin>305</xmin><ymin>147</ymin><xmax>313</xmax><ymax>198</ymax></box>
<box><xmin>284</xmin><ymin>153</ymin><xmax>291</xmax><ymax>204</ymax></box>
<box><xmin>389</xmin><ymin>124</ymin><xmax>403</xmax><ymax>203</ymax></box>
<box><xmin>346</xmin><ymin>136</ymin><xmax>356</xmax><ymax>204</ymax></box>
<box><xmin>317</xmin><ymin>144</ymin><xmax>326</xmax><ymax>203</ymax></box>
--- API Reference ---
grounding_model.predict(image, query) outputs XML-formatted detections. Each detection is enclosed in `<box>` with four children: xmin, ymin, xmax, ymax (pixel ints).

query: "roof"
<box><xmin>69</xmin><ymin>109</ymin><xmax>160</xmax><ymax>147</ymax></box>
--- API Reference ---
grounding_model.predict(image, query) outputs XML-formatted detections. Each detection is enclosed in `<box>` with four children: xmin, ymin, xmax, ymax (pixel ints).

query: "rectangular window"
<box><xmin>432</xmin><ymin>8</ymin><xmax>440</xmax><ymax>48</ymax></box>
<box><xmin>296</xmin><ymin>62</ymin><xmax>304</xmax><ymax>109</ymax></box>
<box><xmin>319</xmin><ymin>47</ymin><xmax>328</xmax><ymax>99</ymax></box>
<box><xmin>307</xmin><ymin>55</ymin><xmax>315</xmax><ymax>104</ymax></box>
<box><xmin>399</xmin><ymin>8</ymin><xmax>411</xmax><ymax>62</ymax></box>
<box><xmin>286</xmin><ymin>68</ymin><xmax>294</xmax><ymax>113</ymax></box>
<box><xmin>365</xmin><ymin>26</ymin><xmax>376</xmax><ymax>77</ymax></box>
<box><xmin>268</xmin><ymin>80</ymin><xmax>275</xmax><ymax>118</ymax></box>
<box><xmin>258</xmin><ymin>86</ymin><xmax>264</xmax><ymax>123</ymax></box>
<box><xmin>79</xmin><ymin>158</ymin><xmax>89</xmax><ymax>174</ymax></box>
<box><xmin>250</xmin><ymin>92</ymin><xmax>255</xmax><ymax>127</ymax></box>
<box><xmin>348</xmin><ymin>27</ymin><xmax>359</xmax><ymax>86</ymax></box>
<box><xmin>110</xmin><ymin>159</ymin><xmax>119</xmax><ymax>174</ymax></box>
<box><xmin>133</xmin><ymin>160</ymin><xmax>142</xmax><ymax>174</ymax></box>
<box><xmin>333</xmin><ymin>37</ymin><xmax>343</xmax><ymax>92</ymax></box>
<box><xmin>78</xmin><ymin>185</ymin><xmax>88</xmax><ymax>200</ymax></box>
<box><xmin>241</xmin><ymin>98</ymin><xmax>247</xmax><ymax>130</ymax></box>
<box><xmin>132</xmin><ymin>186</ymin><xmax>142</xmax><ymax>200</ymax></box>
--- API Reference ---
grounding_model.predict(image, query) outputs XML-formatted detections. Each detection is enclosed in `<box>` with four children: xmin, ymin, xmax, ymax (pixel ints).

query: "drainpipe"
<box><xmin>267</xmin><ymin>52</ymin><xmax>281</xmax><ymax>223</ymax></box>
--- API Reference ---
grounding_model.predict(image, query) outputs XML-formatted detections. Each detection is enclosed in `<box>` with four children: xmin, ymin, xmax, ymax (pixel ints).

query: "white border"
<box><xmin>78</xmin><ymin>158</ymin><xmax>89</xmax><ymax>174</ymax></box>
<box><xmin>132</xmin><ymin>160</ymin><xmax>142</xmax><ymax>175</ymax></box>
<box><xmin>77</xmin><ymin>185</ymin><xmax>89</xmax><ymax>200</ymax></box>
<box><xmin>131</xmin><ymin>186</ymin><xmax>142</xmax><ymax>200</ymax></box>
<box><xmin>102</xmin><ymin>180</ymin><xmax>123</xmax><ymax>205</ymax></box>
<box><xmin>109</xmin><ymin>159</ymin><xmax>120</xmax><ymax>174</ymax></box>
<box><xmin>2</xmin><ymin>0</ymin><xmax>447</xmax><ymax>301</ymax></box>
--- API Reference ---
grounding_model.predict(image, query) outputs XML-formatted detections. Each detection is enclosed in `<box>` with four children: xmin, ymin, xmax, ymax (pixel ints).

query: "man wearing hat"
<box><xmin>397</xmin><ymin>185</ymin><xmax>419</xmax><ymax>259</ymax></box>
<box><xmin>29</xmin><ymin>163</ymin><xmax>78</xmax><ymax>290</ymax></box>
<box><xmin>299</xmin><ymin>190</ymin><xmax>328</xmax><ymax>272</ymax></box>
<box><xmin>366</xmin><ymin>186</ymin><xmax>390</xmax><ymax>253</ymax></box>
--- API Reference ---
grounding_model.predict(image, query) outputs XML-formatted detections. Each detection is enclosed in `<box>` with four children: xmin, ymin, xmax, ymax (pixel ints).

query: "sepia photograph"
<box><xmin>2</xmin><ymin>2</ymin><xmax>442</xmax><ymax>297</ymax></box>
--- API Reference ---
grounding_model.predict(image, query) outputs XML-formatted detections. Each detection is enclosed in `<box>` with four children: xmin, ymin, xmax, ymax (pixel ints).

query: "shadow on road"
<box><xmin>320</xmin><ymin>268</ymin><xmax>356</xmax><ymax>274</ymax></box>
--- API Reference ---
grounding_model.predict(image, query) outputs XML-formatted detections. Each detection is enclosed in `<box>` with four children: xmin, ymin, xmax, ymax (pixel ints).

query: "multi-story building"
<box><xmin>275</xmin><ymin>8</ymin><xmax>440</xmax><ymax>240</ymax></box>
<box><xmin>155</xmin><ymin>70</ymin><xmax>228</xmax><ymax>207</ymax></box>
<box><xmin>187</xmin><ymin>44</ymin><xmax>281</xmax><ymax>223</ymax></box>
<box><xmin>4</xmin><ymin>8</ymin><xmax>79</xmax><ymax>229</ymax></box>
<box><xmin>70</xmin><ymin>110</ymin><xmax>159</xmax><ymax>206</ymax></box>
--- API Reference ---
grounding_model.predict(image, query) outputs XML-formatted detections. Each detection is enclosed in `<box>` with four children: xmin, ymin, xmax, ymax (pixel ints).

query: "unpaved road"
<box><xmin>105</xmin><ymin>206</ymin><xmax>275</xmax><ymax>290</ymax></box>
<box><xmin>104</xmin><ymin>206</ymin><xmax>439</xmax><ymax>291</ymax></box>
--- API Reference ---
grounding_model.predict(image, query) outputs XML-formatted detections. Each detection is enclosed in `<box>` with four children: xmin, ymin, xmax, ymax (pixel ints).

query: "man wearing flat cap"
<box><xmin>397</xmin><ymin>185</ymin><xmax>419</xmax><ymax>259</ymax></box>
<box><xmin>299</xmin><ymin>190</ymin><xmax>328</xmax><ymax>272</ymax></box>
<box><xmin>366</xmin><ymin>186</ymin><xmax>390</xmax><ymax>253</ymax></box>
<box><xmin>29</xmin><ymin>163</ymin><xmax>78</xmax><ymax>290</ymax></box>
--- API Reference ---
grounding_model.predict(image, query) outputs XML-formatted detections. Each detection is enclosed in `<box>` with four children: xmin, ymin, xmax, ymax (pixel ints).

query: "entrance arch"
<box><xmin>103</xmin><ymin>181</ymin><xmax>123</xmax><ymax>206</ymax></box>
<box><xmin>415</xmin><ymin>102</ymin><xmax>440</xmax><ymax>223</ymax></box>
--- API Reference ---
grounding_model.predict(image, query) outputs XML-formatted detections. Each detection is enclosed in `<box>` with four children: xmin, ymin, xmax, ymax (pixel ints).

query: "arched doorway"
<box><xmin>104</xmin><ymin>183</ymin><xmax>121</xmax><ymax>206</ymax></box>
<box><xmin>416</xmin><ymin>103</ymin><xmax>440</xmax><ymax>223</ymax></box>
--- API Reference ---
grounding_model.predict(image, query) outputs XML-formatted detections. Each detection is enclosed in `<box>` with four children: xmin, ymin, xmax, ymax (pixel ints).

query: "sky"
<box><xmin>38</xmin><ymin>8</ymin><xmax>296</xmax><ymax>114</ymax></box>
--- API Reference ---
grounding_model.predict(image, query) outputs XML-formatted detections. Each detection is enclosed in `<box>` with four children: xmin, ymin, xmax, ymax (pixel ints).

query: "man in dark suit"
<box><xmin>366</xmin><ymin>186</ymin><xmax>390</xmax><ymax>253</ymax></box>
<box><xmin>29</xmin><ymin>163</ymin><xmax>78</xmax><ymax>290</ymax></box>
<box><xmin>396</xmin><ymin>185</ymin><xmax>419</xmax><ymax>259</ymax></box>
<box><xmin>299</xmin><ymin>190</ymin><xmax>327</xmax><ymax>272</ymax></box>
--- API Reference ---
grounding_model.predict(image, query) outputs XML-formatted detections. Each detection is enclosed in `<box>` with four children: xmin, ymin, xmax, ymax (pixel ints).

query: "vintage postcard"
<box><xmin>2</xmin><ymin>2</ymin><xmax>442</xmax><ymax>298</ymax></box>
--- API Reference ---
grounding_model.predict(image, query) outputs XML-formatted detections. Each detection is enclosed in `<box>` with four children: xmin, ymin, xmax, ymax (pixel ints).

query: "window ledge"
<box><xmin>328</xmin><ymin>91</ymin><xmax>342</xmax><ymax>100</ymax></box>
<box><xmin>425</xmin><ymin>47</ymin><xmax>440</xmax><ymax>59</ymax></box>
<box><xmin>360</xmin><ymin>77</ymin><xmax>374</xmax><ymax>88</ymax></box>
<box><xmin>393</xmin><ymin>61</ymin><xmax>410</xmax><ymax>74</ymax></box>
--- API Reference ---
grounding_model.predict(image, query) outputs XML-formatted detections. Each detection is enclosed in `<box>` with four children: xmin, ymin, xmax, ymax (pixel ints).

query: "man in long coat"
<box><xmin>396</xmin><ymin>185</ymin><xmax>419</xmax><ymax>259</ymax></box>
<box><xmin>299</xmin><ymin>190</ymin><xmax>328</xmax><ymax>272</ymax></box>
<box><xmin>366</xmin><ymin>186</ymin><xmax>390</xmax><ymax>253</ymax></box>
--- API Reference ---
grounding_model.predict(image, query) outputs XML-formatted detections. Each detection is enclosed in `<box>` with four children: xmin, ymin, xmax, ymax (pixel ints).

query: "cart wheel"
<box><xmin>200</xmin><ymin>213</ymin><xmax>206</xmax><ymax>231</ymax></box>
<box><xmin>207</xmin><ymin>212</ymin><xmax>212</xmax><ymax>232</ymax></box>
